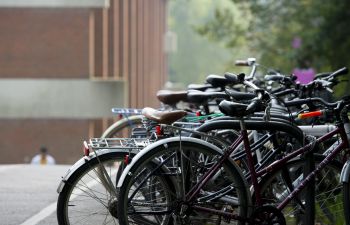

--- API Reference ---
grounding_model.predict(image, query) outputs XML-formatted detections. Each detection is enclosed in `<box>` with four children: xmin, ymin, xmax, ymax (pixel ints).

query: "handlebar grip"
<box><xmin>235</xmin><ymin>60</ymin><xmax>250</xmax><ymax>66</ymax></box>
<box><xmin>331</xmin><ymin>67</ymin><xmax>348</xmax><ymax>78</ymax></box>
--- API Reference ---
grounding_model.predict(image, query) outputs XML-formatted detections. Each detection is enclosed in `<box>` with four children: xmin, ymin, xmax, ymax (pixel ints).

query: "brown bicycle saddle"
<box><xmin>142</xmin><ymin>107</ymin><xmax>187</xmax><ymax>124</ymax></box>
<box><xmin>156</xmin><ymin>90</ymin><xmax>188</xmax><ymax>105</ymax></box>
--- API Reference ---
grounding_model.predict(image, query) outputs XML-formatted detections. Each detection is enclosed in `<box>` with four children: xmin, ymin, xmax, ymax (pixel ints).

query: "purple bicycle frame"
<box><xmin>182</xmin><ymin>120</ymin><xmax>349</xmax><ymax>221</ymax></box>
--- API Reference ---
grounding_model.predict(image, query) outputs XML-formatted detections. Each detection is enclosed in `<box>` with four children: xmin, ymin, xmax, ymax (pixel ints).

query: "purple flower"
<box><xmin>292</xmin><ymin>37</ymin><xmax>302</xmax><ymax>49</ymax></box>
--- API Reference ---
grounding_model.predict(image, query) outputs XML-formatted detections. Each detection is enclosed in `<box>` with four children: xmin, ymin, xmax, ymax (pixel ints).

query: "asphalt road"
<box><xmin>0</xmin><ymin>164</ymin><xmax>71</xmax><ymax>225</ymax></box>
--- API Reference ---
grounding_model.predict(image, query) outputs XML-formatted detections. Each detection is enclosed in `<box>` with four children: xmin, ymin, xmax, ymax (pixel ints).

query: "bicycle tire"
<box><xmin>101</xmin><ymin>115</ymin><xmax>143</xmax><ymax>138</ymax></box>
<box><xmin>343</xmin><ymin>181</ymin><xmax>350</xmax><ymax>224</ymax></box>
<box><xmin>117</xmin><ymin>138</ymin><xmax>250</xmax><ymax>225</ymax></box>
<box><xmin>258</xmin><ymin>154</ymin><xmax>343</xmax><ymax>225</ymax></box>
<box><xmin>342</xmin><ymin>160</ymin><xmax>350</xmax><ymax>224</ymax></box>
<box><xmin>57</xmin><ymin>151</ymin><xmax>128</xmax><ymax>225</ymax></box>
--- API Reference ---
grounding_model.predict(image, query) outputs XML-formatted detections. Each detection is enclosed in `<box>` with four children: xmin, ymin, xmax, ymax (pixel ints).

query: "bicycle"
<box><xmin>116</xmin><ymin>75</ymin><xmax>350</xmax><ymax>224</ymax></box>
<box><xmin>56</xmin><ymin>66</ymin><xmax>348</xmax><ymax>224</ymax></box>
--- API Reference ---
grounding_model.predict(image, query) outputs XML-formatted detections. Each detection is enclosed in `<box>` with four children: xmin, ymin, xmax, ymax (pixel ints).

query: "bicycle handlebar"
<box><xmin>284</xmin><ymin>97</ymin><xmax>338</xmax><ymax>108</ymax></box>
<box><xmin>235</xmin><ymin>60</ymin><xmax>250</xmax><ymax>66</ymax></box>
<box><xmin>235</xmin><ymin>58</ymin><xmax>256</xmax><ymax>67</ymax></box>
<box><xmin>273</xmin><ymin>88</ymin><xmax>296</xmax><ymax>97</ymax></box>
<box><xmin>264</xmin><ymin>74</ymin><xmax>285</xmax><ymax>82</ymax></box>
<box><xmin>314</xmin><ymin>72</ymin><xmax>331</xmax><ymax>80</ymax></box>
<box><xmin>326</xmin><ymin>67</ymin><xmax>348</xmax><ymax>80</ymax></box>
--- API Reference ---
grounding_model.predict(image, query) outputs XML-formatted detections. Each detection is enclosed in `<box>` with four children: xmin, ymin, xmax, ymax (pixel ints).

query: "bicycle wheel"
<box><xmin>342</xmin><ymin>161</ymin><xmax>350</xmax><ymax>224</ymax></box>
<box><xmin>57</xmin><ymin>151</ymin><xmax>127</xmax><ymax>225</ymax></box>
<box><xmin>101</xmin><ymin>115</ymin><xmax>143</xmax><ymax>138</ymax></box>
<box><xmin>117</xmin><ymin>138</ymin><xmax>250</xmax><ymax>225</ymax></box>
<box><xmin>101</xmin><ymin>115</ymin><xmax>144</xmax><ymax>187</ymax></box>
<box><xmin>259</xmin><ymin>154</ymin><xmax>343</xmax><ymax>225</ymax></box>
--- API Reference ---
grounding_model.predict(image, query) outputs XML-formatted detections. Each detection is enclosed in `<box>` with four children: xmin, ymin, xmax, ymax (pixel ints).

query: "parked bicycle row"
<box><xmin>57</xmin><ymin>58</ymin><xmax>350</xmax><ymax>225</ymax></box>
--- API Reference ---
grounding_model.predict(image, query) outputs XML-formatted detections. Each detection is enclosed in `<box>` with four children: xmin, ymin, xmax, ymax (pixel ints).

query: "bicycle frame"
<box><xmin>182</xmin><ymin>119</ymin><xmax>350</xmax><ymax>222</ymax></box>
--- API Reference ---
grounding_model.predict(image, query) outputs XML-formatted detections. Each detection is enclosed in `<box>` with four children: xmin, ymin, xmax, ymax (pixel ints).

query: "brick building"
<box><xmin>0</xmin><ymin>0</ymin><xmax>168</xmax><ymax>164</ymax></box>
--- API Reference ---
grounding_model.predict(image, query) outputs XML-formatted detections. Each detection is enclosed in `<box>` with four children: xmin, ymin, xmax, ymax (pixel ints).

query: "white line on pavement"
<box><xmin>20</xmin><ymin>202</ymin><xmax>56</xmax><ymax>225</ymax></box>
<box><xmin>20</xmin><ymin>169</ymin><xmax>118</xmax><ymax>225</ymax></box>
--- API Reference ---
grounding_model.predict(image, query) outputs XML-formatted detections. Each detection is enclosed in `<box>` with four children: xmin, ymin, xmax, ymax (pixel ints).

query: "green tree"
<box><xmin>197</xmin><ymin>0</ymin><xmax>350</xmax><ymax>96</ymax></box>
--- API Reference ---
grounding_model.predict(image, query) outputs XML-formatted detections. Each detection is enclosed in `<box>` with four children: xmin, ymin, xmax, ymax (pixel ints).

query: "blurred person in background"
<box><xmin>293</xmin><ymin>57</ymin><xmax>316</xmax><ymax>84</ymax></box>
<box><xmin>31</xmin><ymin>146</ymin><xmax>56</xmax><ymax>165</ymax></box>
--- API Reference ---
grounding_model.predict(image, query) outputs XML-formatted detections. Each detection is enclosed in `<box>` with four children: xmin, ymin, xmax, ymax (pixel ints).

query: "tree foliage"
<box><xmin>197</xmin><ymin>0</ymin><xmax>350</xmax><ymax>96</ymax></box>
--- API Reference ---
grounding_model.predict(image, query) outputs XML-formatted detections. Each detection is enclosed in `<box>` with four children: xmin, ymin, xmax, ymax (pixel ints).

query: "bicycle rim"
<box><xmin>57</xmin><ymin>152</ymin><xmax>124</xmax><ymax>225</ymax></box>
<box><xmin>259</xmin><ymin>155</ymin><xmax>343</xmax><ymax>225</ymax></box>
<box><xmin>117</xmin><ymin>141</ymin><xmax>249</xmax><ymax>225</ymax></box>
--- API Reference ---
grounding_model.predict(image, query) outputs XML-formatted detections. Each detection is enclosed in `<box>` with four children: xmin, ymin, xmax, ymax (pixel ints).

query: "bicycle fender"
<box><xmin>195</xmin><ymin>119</ymin><xmax>304</xmax><ymax>144</ymax></box>
<box><xmin>116</xmin><ymin>136</ymin><xmax>233</xmax><ymax>188</ymax></box>
<box><xmin>57</xmin><ymin>149</ymin><xmax>130</xmax><ymax>193</ymax></box>
<box><xmin>341</xmin><ymin>160</ymin><xmax>350</xmax><ymax>183</ymax></box>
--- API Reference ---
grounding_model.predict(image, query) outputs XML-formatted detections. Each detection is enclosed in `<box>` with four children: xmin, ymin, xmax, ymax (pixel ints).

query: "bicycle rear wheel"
<box><xmin>117</xmin><ymin>139</ymin><xmax>250</xmax><ymax>225</ymax></box>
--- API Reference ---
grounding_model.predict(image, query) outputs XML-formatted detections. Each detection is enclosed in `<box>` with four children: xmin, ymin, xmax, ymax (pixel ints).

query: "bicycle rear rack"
<box><xmin>88</xmin><ymin>138</ymin><xmax>154</xmax><ymax>150</ymax></box>
<box><xmin>84</xmin><ymin>137</ymin><xmax>154</xmax><ymax>156</ymax></box>
<box><xmin>111</xmin><ymin>108</ymin><xmax>143</xmax><ymax>115</ymax></box>
<box><xmin>84</xmin><ymin>122</ymin><xmax>227</xmax><ymax>156</ymax></box>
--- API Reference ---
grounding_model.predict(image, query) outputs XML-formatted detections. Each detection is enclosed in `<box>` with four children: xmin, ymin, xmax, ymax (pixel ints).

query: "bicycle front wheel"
<box><xmin>259</xmin><ymin>155</ymin><xmax>343</xmax><ymax>225</ymax></box>
<box><xmin>341</xmin><ymin>160</ymin><xmax>350</xmax><ymax>224</ymax></box>
<box><xmin>117</xmin><ymin>138</ymin><xmax>250</xmax><ymax>225</ymax></box>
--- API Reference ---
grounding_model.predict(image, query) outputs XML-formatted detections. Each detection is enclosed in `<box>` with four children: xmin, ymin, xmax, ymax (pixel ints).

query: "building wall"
<box><xmin>0</xmin><ymin>0</ymin><xmax>167</xmax><ymax>164</ymax></box>
<box><xmin>0</xmin><ymin>9</ymin><xmax>90</xmax><ymax>78</ymax></box>
<box><xmin>0</xmin><ymin>119</ymin><xmax>90</xmax><ymax>164</ymax></box>
<box><xmin>93</xmin><ymin>0</ymin><xmax>168</xmax><ymax>107</ymax></box>
<box><xmin>0</xmin><ymin>79</ymin><xmax>124</xmax><ymax>118</ymax></box>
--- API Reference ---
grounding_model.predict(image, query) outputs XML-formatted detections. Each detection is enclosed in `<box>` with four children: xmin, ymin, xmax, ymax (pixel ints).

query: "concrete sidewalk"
<box><xmin>0</xmin><ymin>164</ymin><xmax>71</xmax><ymax>225</ymax></box>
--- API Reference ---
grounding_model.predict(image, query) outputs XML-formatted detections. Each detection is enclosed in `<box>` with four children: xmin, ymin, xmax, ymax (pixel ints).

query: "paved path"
<box><xmin>0</xmin><ymin>164</ymin><xmax>71</xmax><ymax>225</ymax></box>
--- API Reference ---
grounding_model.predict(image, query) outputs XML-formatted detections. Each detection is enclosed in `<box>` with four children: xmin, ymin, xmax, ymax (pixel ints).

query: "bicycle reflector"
<box><xmin>83</xmin><ymin>141</ymin><xmax>90</xmax><ymax>156</ymax></box>
<box><xmin>298</xmin><ymin>110</ymin><xmax>323</xmax><ymax>119</ymax></box>
<box><xmin>155</xmin><ymin>125</ymin><xmax>163</xmax><ymax>136</ymax></box>
<box><xmin>124</xmin><ymin>154</ymin><xmax>131</xmax><ymax>165</ymax></box>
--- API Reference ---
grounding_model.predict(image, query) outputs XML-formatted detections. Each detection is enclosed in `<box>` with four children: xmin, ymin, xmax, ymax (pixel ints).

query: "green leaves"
<box><xmin>195</xmin><ymin>0</ymin><xmax>350</xmax><ymax>97</ymax></box>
